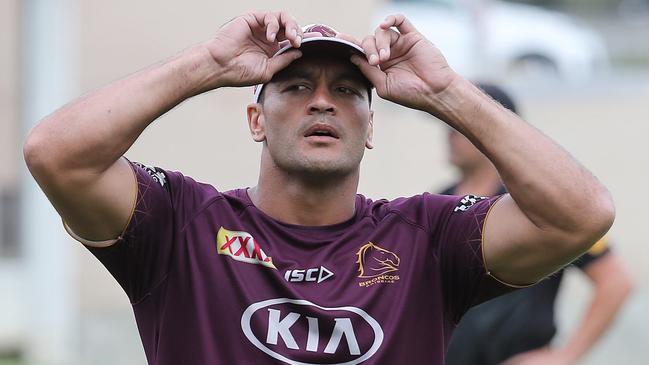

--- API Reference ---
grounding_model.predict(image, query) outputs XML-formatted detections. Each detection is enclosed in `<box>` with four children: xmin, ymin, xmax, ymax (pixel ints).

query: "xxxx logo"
<box><xmin>216</xmin><ymin>227</ymin><xmax>276</xmax><ymax>269</ymax></box>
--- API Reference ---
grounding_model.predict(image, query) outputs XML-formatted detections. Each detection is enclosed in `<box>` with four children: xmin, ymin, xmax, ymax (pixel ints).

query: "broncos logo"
<box><xmin>356</xmin><ymin>242</ymin><xmax>400</xmax><ymax>278</ymax></box>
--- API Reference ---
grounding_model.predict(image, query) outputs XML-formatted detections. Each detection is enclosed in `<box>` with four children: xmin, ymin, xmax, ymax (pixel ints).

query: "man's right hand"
<box><xmin>204</xmin><ymin>11</ymin><xmax>304</xmax><ymax>90</ymax></box>
<box><xmin>23</xmin><ymin>11</ymin><xmax>307</xmax><ymax>245</ymax></box>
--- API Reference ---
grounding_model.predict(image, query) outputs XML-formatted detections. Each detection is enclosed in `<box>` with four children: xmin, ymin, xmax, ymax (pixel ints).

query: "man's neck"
<box><xmin>454</xmin><ymin>163</ymin><xmax>502</xmax><ymax>196</ymax></box>
<box><xmin>248</xmin><ymin>161</ymin><xmax>359</xmax><ymax>227</ymax></box>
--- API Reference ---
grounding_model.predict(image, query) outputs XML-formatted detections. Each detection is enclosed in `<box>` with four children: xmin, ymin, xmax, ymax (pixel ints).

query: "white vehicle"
<box><xmin>374</xmin><ymin>0</ymin><xmax>609</xmax><ymax>83</ymax></box>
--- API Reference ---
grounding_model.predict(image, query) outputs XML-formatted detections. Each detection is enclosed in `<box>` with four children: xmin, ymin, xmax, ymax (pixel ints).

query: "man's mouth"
<box><xmin>303</xmin><ymin>123</ymin><xmax>340</xmax><ymax>139</ymax></box>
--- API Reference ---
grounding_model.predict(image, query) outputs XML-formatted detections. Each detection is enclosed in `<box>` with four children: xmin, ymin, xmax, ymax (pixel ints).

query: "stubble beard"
<box><xmin>271</xmin><ymin>146</ymin><xmax>364</xmax><ymax>186</ymax></box>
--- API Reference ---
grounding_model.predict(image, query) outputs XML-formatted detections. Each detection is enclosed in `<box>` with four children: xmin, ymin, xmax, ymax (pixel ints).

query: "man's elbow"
<box><xmin>577</xmin><ymin>190</ymin><xmax>616</xmax><ymax>251</ymax></box>
<box><xmin>23</xmin><ymin>123</ymin><xmax>70</xmax><ymax>184</ymax></box>
<box><xmin>590</xmin><ymin>190</ymin><xmax>616</xmax><ymax>239</ymax></box>
<box><xmin>23</xmin><ymin>127</ymin><xmax>51</xmax><ymax>178</ymax></box>
<box><xmin>554</xmin><ymin>188</ymin><xmax>616</xmax><ymax>254</ymax></box>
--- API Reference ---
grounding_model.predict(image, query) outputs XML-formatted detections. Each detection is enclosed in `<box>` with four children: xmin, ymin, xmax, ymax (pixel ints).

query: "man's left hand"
<box><xmin>500</xmin><ymin>347</ymin><xmax>574</xmax><ymax>365</ymax></box>
<box><xmin>350</xmin><ymin>14</ymin><xmax>460</xmax><ymax>112</ymax></box>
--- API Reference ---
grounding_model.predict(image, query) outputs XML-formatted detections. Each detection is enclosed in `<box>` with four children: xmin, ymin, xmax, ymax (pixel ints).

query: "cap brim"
<box><xmin>253</xmin><ymin>37</ymin><xmax>366</xmax><ymax>103</ymax></box>
<box><xmin>278</xmin><ymin>36</ymin><xmax>365</xmax><ymax>56</ymax></box>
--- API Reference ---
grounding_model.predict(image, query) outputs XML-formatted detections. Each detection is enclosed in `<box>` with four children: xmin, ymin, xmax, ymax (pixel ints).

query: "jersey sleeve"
<box><xmin>572</xmin><ymin>237</ymin><xmax>611</xmax><ymax>270</ymax></box>
<box><xmin>430</xmin><ymin>193</ymin><xmax>516</xmax><ymax>323</ymax></box>
<box><xmin>80</xmin><ymin>161</ymin><xmax>207</xmax><ymax>303</ymax></box>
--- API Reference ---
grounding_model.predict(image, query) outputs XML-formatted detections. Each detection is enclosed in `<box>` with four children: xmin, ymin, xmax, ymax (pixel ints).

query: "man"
<box><xmin>442</xmin><ymin>83</ymin><xmax>633</xmax><ymax>365</ymax></box>
<box><xmin>23</xmin><ymin>11</ymin><xmax>614</xmax><ymax>365</ymax></box>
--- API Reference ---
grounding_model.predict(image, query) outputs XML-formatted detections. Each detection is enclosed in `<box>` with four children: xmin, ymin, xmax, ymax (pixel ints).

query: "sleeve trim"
<box><xmin>61</xmin><ymin>157</ymin><xmax>139</xmax><ymax>248</ymax></box>
<box><xmin>480</xmin><ymin>194</ymin><xmax>537</xmax><ymax>289</ymax></box>
<box><xmin>63</xmin><ymin>221</ymin><xmax>120</xmax><ymax>247</ymax></box>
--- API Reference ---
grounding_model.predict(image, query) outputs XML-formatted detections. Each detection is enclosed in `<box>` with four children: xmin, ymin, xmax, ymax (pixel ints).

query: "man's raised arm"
<box><xmin>23</xmin><ymin>12</ymin><xmax>303</xmax><ymax>243</ymax></box>
<box><xmin>351</xmin><ymin>14</ymin><xmax>615</xmax><ymax>285</ymax></box>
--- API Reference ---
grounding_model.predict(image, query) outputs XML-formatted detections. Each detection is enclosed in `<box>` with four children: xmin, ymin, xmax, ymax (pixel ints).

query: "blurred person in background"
<box><xmin>23</xmin><ymin>9</ymin><xmax>616</xmax><ymax>365</ymax></box>
<box><xmin>441</xmin><ymin>83</ymin><xmax>634</xmax><ymax>365</ymax></box>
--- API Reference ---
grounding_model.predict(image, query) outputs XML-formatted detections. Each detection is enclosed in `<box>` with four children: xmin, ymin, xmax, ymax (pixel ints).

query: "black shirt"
<box><xmin>439</xmin><ymin>184</ymin><xmax>610</xmax><ymax>365</ymax></box>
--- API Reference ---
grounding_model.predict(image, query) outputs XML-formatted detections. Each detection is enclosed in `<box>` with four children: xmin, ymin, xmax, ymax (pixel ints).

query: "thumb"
<box><xmin>351</xmin><ymin>55</ymin><xmax>387</xmax><ymax>96</ymax></box>
<box><xmin>265</xmin><ymin>49</ymin><xmax>303</xmax><ymax>80</ymax></box>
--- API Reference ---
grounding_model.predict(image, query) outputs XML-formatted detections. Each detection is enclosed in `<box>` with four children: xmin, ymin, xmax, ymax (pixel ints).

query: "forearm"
<box><xmin>24</xmin><ymin>44</ymin><xmax>218</xmax><ymax>181</ymax></box>
<box><xmin>429</xmin><ymin>78</ymin><xmax>613</xmax><ymax>238</ymax></box>
<box><xmin>559</xmin><ymin>294</ymin><xmax>627</xmax><ymax>362</ymax></box>
<box><xmin>558</xmin><ymin>257</ymin><xmax>634</xmax><ymax>362</ymax></box>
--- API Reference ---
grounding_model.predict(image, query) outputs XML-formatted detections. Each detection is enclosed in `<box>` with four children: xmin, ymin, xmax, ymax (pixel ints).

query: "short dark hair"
<box><xmin>474</xmin><ymin>82</ymin><xmax>518</xmax><ymax>114</ymax></box>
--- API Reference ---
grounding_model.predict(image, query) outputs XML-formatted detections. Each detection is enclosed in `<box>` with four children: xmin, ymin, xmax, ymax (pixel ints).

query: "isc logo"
<box><xmin>241</xmin><ymin>298</ymin><xmax>384</xmax><ymax>365</ymax></box>
<box><xmin>284</xmin><ymin>266</ymin><xmax>334</xmax><ymax>284</ymax></box>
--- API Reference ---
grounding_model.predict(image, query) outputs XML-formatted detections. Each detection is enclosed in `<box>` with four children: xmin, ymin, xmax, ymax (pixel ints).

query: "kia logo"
<box><xmin>241</xmin><ymin>298</ymin><xmax>384</xmax><ymax>365</ymax></box>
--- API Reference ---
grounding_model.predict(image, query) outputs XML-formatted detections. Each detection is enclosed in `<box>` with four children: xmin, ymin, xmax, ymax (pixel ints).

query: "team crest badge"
<box><xmin>355</xmin><ymin>242</ymin><xmax>400</xmax><ymax>287</ymax></box>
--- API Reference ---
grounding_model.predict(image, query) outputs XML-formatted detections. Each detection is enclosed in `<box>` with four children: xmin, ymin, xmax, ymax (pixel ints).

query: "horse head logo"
<box><xmin>356</xmin><ymin>242</ymin><xmax>400</xmax><ymax>278</ymax></box>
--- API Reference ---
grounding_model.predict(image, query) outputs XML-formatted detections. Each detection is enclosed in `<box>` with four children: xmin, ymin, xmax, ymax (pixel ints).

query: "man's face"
<box><xmin>248</xmin><ymin>56</ymin><xmax>373</xmax><ymax>178</ymax></box>
<box><xmin>447</xmin><ymin>129</ymin><xmax>488</xmax><ymax>171</ymax></box>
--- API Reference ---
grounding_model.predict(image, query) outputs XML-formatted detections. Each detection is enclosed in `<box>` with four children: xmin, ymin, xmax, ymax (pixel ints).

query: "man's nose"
<box><xmin>308</xmin><ymin>86</ymin><xmax>336</xmax><ymax>114</ymax></box>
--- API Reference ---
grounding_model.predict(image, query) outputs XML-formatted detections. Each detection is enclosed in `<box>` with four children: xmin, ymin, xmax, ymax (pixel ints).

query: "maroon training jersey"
<box><xmin>84</xmin><ymin>162</ymin><xmax>511</xmax><ymax>365</ymax></box>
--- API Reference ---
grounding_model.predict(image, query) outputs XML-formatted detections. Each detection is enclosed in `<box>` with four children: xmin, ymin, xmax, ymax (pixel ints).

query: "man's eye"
<box><xmin>287</xmin><ymin>84</ymin><xmax>309</xmax><ymax>91</ymax></box>
<box><xmin>337</xmin><ymin>86</ymin><xmax>358</xmax><ymax>95</ymax></box>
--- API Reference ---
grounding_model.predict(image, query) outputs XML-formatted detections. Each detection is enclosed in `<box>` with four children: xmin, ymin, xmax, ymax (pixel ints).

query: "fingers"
<box><xmin>263</xmin><ymin>13</ymin><xmax>280</xmax><ymax>43</ymax></box>
<box><xmin>361</xmin><ymin>36</ymin><xmax>380</xmax><ymax>66</ymax></box>
<box><xmin>360</xmin><ymin>14</ymin><xmax>412</xmax><ymax>66</ymax></box>
<box><xmin>265</xmin><ymin>49</ymin><xmax>303</xmax><ymax>81</ymax></box>
<box><xmin>350</xmin><ymin>54</ymin><xmax>386</xmax><ymax>96</ymax></box>
<box><xmin>338</xmin><ymin>31</ymin><xmax>395</xmax><ymax>66</ymax></box>
<box><xmin>278</xmin><ymin>12</ymin><xmax>302</xmax><ymax>47</ymax></box>
<box><xmin>278</xmin><ymin>30</ymin><xmax>323</xmax><ymax>49</ymax></box>
<box><xmin>360</xmin><ymin>29</ymin><xmax>399</xmax><ymax>66</ymax></box>
<box><xmin>278</xmin><ymin>31</ymin><xmax>324</xmax><ymax>48</ymax></box>
<box><xmin>250</xmin><ymin>11</ymin><xmax>302</xmax><ymax>47</ymax></box>
<box><xmin>380</xmin><ymin>14</ymin><xmax>419</xmax><ymax>34</ymax></box>
<box><xmin>374</xmin><ymin>27</ymin><xmax>397</xmax><ymax>62</ymax></box>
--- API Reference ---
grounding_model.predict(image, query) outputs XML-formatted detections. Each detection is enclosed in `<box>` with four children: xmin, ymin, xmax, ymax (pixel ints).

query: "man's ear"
<box><xmin>247</xmin><ymin>103</ymin><xmax>266</xmax><ymax>142</ymax></box>
<box><xmin>365</xmin><ymin>110</ymin><xmax>374</xmax><ymax>149</ymax></box>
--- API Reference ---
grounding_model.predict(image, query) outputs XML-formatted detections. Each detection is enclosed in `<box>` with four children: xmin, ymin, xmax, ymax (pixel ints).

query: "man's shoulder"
<box><xmin>363</xmin><ymin>193</ymin><xmax>463</xmax><ymax>230</ymax></box>
<box><xmin>382</xmin><ymin>192</ymin><xmax>481</xmax><ymax>212</ymax></box>
<box><xmin>130</xmin><ymin>161</ymin><xmax>233</xmax><ymax>212</ymax></box>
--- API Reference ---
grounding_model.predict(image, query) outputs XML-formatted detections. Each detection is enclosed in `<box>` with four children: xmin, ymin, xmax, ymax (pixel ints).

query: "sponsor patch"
<box><xmin>356</xmin><ymin>242</ymin><xmax>400</xmax><ymax>287</ymax></box>
<box><xmin>216</xmin><ymin>227</ymin><xmax>276</xmax><ymax>269</ymax></box>
<box><xmin>284</xmin><ymin>266</ymin><xmax>334</xmax><ymax>284</ymax></box>
<box><xmin>453</xmin><ymin>194</ymin><xmax>488</xmax><ymax>213</ymax></box>
<box><xmin>241</xmin><ymin>298</ymin><xmax>383</xmax><ymax>364</ymax></box>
